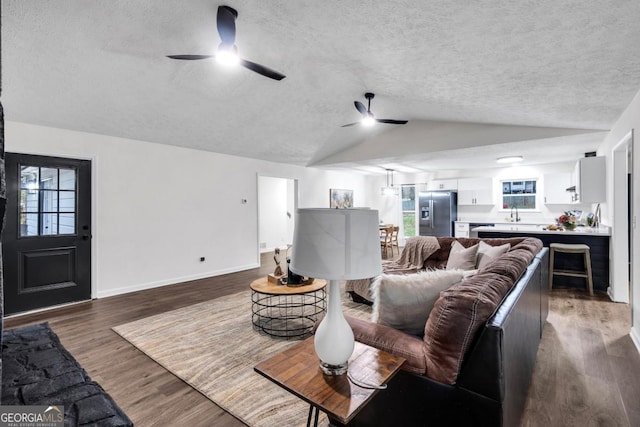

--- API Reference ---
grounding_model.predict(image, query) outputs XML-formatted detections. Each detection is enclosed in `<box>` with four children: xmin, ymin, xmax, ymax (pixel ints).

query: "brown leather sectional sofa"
<box><xmin>345</xmin><ymin>237</ymin><xmax>549</xmax><ymax>427</ymax></box>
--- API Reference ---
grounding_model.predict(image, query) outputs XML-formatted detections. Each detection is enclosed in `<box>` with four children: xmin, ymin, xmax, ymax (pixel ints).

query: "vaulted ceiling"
<box><xmin>3</xmin><ymin>1</ymin><xmax>640</xmax><ymax>174</ymax></box>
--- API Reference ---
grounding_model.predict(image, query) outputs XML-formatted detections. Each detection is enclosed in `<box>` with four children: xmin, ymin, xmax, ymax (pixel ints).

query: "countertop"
<box><xmin>472</xmin><ymin>224</ymin><xmax>611</xmax><ymax>236</ymax></box>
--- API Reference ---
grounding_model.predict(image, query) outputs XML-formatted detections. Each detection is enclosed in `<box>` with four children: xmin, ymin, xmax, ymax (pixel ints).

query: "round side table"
<box><xmin>250</xmin><ymin>278</ymin><xmax>327</xmax><ymax>339</ymax></box>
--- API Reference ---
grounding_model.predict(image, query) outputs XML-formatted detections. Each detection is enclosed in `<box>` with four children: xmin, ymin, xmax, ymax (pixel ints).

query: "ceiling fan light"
<box><xmin>361</xmin><ymin>115</ymin><xmax>375</xmax><ymax>127</ymax></box>
<box><xmin>216</xmin><ymin>46</ymin><xmax>239</xmax><ymax>66</ymax></box>
<box><xmin>496</xmin><ymin>156</ymin><xmax>524</xmax><ymax>164</ymax></box>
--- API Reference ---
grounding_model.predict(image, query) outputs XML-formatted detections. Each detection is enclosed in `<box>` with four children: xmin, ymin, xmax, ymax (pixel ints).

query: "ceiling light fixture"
<box><xmin>215</xmin><ymin>45</ymin><xmax>240</xmax><ymax>66</ymax></box>
<box><xmin>496</xmin><ymin>156</ymin><xmax>524</xmax><ymax>164</ymax></box>
<box><xmin>361</xmin><ymin>114</ymin><xmax>376</xmax><ymax>127</ymax></box>
<box><xmin>381</xmin><ymin>169</ymin><xmax>399</xmax><ymax>196</ymax></box>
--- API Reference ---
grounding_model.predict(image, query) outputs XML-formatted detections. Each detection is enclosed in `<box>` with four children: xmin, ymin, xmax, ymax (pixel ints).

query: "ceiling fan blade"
<box><xmin>376</xmin><ymin>119</ymin><xmax>408</xmax><ymax>125</ymax></box>
<box><xmin>217</xmin><ymin>6</ymin><xmax>237</xmax><ymax>46</ymax></box>
<box><xmin>167</xmin><ymin>55</ymin><xmax>214</xmax><ymax>60</ymax></box>
<box><xmin>239</xmin><ymin>59</ymin><xmax>286</xmax><ymax>81</ymax></box>
<box><xmin>341</xmin><ymin>122</ymin><xmax>360</xmax><ymax>127</ymax></box>
<box><xmin>354</xmin><ymin>101</ymin><xmax>367</xmax><ymax>115</ymax></box>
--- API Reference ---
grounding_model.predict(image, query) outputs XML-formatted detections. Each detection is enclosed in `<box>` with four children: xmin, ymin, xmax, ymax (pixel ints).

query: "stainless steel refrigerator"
<box><xmin>419</xmin><ymin>191</ymin><xmax>458</xmax><ymax>237</ymax></box>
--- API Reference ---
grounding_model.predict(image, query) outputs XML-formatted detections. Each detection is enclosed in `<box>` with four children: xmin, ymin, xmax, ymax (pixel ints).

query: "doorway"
<box><xmin>257</xmin><ymin>176</ymin><xmax>297</xmax><ymax>256</ymax></box>
<box><xmin>2</xmin><ymin>153</ymin><xmax>92</xmax><ymax>315</ymax></box>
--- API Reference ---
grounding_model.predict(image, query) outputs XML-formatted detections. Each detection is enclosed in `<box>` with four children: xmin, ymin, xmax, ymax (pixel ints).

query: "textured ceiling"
<box><xmin>2</xmin><ymin>1</ymin><xmax>640</xmax><ymax>174</ymax></box>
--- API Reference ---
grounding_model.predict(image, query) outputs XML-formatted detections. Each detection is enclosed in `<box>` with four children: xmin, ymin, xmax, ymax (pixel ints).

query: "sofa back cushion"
<box><xmin>445</xmin><ymin>241</ymin><xmax>479</xmax><ymax>270</ymax></box>
<box><xmin>476</xmin><ymin>241</ymin><xmax>511</xmax><ymax>270</ymax></box>
<box><xmin>371</xmin><ymin>270</ymin><xmax>464</xmax><ymax>336</ymax></box>
<box><xmin>422</xmin><ymin>238</ymin><xmax>542</xmax><ymax>384</ymax></box>
<box><xmin>423</xmin><ymin>237</ymin><xmax>525</xmax><ymax>270</ymax></box>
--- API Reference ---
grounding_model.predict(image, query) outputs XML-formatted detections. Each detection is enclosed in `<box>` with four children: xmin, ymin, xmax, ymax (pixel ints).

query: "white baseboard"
<box><xmin>260</xmin><ymin>245</ymin><xmax>289</xmax><ymax>254</ymax></box>
<box><xmin>96</xmin><ymin>263</ymin><xmax>260</xmax><ymax>298</ymax></box>
<box><xmin>631</xmin><ymin>327</ymin><xmax>640</xmax><ymax>355</ymax></box>
<box><xmin>606</xmin><ymin>286</ymin><xmax>630</xmax><ymax>304</ymax></box>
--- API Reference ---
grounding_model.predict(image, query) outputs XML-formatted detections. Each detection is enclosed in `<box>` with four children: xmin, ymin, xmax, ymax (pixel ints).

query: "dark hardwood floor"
<box><xmin>4</xmin><ymin>253</ymin><xmax>639</xmax><ymax>426</ymax></box>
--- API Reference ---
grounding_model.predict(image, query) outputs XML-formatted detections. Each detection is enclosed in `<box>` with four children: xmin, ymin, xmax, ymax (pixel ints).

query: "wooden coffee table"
<box><xmin>254</xmin><ymin>336</ymin><xmax>405</xmax><ymax>426</ymax></box>
<box><xmin>250</xmin><ymin>278</ymin><xmax>327</xmax><ymax>338</ymax></box>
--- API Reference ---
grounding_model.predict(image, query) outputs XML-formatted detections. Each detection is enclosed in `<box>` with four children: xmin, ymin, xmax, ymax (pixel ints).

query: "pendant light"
<box><xmin>381</xmin><ymin>169</ymin><xmax>399</xmax><ymax>196</ymax></box>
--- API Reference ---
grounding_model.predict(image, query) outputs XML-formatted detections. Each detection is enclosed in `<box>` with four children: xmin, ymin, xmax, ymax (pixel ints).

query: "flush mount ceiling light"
<box><xmin>381</xmin><ymin>169</ymin><xmax>400</xmax><ymax>196</ymax></box>
<box><xmin>496</xmin><ymin>156</ymin><xmax>524</xmax><ymax>164</ymax></box>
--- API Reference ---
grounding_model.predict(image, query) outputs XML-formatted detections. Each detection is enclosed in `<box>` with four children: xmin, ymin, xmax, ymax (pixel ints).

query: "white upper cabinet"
<box><xmin>573</xmin><ymin>156</ymin><xmax>606</xmax><ymax>203</ymax></box>
<box><xmin>425</xmin><ymin>179</ymin><xmax>458</xmax><ymax>191</ymax></box>
<box><xmin>457</xmin><ymin>178</ymin><xmax>494</xmax><ymax>205</ymax></box>
<box><xmin>543</xmin><ymin>173</ymin><xmax>573</xmax><ymax>204</ymax></box>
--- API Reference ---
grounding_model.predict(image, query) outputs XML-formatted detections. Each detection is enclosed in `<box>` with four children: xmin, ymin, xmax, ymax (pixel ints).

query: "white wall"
<box><xmin>5</xmin><ymin>122</ymin><xmax>370</xmax><ymax>298</ymax></box>
<box><xmin>596</xmin><ymin>87</ymin><xmax>640</xmax><ymax>352</ymax></box>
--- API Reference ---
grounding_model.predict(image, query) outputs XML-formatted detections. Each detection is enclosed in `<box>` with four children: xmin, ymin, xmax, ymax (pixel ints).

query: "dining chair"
<box><xmin>380</xmin><ymin>226</ymin><xmax>393</xmax><ymax>258</ymax></box>
<box><xmin>390</xmin><ymin>225</ymin><xmax>400</xmax><ymax>256</ymax></box>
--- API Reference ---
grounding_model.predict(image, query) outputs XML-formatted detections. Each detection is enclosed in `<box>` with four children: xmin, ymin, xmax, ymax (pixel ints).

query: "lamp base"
<box><xmin>319</xmin><ymin>360</ymin><xmax>348</xmax><ymax>376</ymax></box>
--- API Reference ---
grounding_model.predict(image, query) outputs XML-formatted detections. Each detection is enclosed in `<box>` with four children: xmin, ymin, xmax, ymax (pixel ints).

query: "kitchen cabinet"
<box><xmin>543</xmin><ymin>173</ymin><xmax>573</xmax><ymax>204</ymax></box>
<box><xmin>457</xmin><ymin>178</ymin><xmax>494</xmax><ymax>205</ymax></box>
<box><xmin>425</xmin><ymin>179</ymin><xmax>458</xmax><ymax>191</ymax></box>
<box><xmin>454</xmin><ymin>221</ymin><xmax>469</xmax><ymax>238</ymax></box>
<box><xmin>572</xmin><ymin>156</ymin><xmax>606</xmax><ymax>203</ymax></box>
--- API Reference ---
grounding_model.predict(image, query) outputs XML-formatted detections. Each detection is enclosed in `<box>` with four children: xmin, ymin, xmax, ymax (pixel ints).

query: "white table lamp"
<box><xmin>290</xmin><ymin>208</ymin><xmax>382</xmax><ymax>375</ymax></box>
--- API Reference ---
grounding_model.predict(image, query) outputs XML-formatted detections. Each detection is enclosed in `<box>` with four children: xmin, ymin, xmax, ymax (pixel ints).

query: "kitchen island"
<box><xmin>474</xmin><ymin>225</ymin><xmax>610</xmax><ymax>293</ymax></box>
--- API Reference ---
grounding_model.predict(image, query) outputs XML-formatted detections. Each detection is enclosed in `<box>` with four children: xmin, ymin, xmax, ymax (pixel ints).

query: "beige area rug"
<box><xmin>113</xmin><ymin>287</ymin><xmax>371</xmax><ymax>427</ymax></box>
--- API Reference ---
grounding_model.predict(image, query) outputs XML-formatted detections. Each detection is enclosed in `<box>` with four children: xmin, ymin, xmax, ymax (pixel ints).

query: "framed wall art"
<box><xmin>329</xmin><ymin>189</ymin><xmax>353</xmax><ymax>209</ymax></box>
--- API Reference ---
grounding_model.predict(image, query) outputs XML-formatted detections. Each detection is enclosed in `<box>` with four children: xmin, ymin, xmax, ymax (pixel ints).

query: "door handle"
<box><xmin>429</xmin><ymin>200</ymin><xmax>434</xmax><ymax>228</ymax></box>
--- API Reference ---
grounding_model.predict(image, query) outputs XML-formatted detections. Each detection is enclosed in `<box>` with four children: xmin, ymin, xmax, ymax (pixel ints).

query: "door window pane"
<box><xmin>59</xmin><ymin>168</ymin><xmax>76</xmax><ymax>190</ymax></box>
<box><xmin>19</xmin><ymin>213</ymin><xmax>39</xmax><ymax>237</ymax></box>
<box><xmin>41</xmin><ymin>213</ymin><xmax>57</xmax><ymax>235</ymax></box>
<box><xmin>19</xmin><ymin>189</ymin><xmax>39</xmax><ymax>212</ymax></box>
<box><xmin>40</xmin><ymin>168</ymin><xmax>59</xmax><ymax>189</ymax></box>
<box><xmin>20</xmin><ymin>166</ymin><xmax>39</xmax><ymax>190</ymax></box>
<box><xmin>58</xmin><ymin>191</ymin><xmax>76</xmax><ymax>212</ymax></box>
<box><xmin>18</xmin><ymin>164</ymin><xmax>77</xmax><ymax>237</ymax></box>
<box><xmin>58</xmin><ymin>214</ymin><xmax>76</xmax><ymax>235</ymax></box>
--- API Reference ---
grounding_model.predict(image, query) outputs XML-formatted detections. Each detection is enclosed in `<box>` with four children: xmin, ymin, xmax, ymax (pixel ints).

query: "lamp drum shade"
<box><xmin>290</xmin><ymin>208</ymin><xmax>382</xmax><ymax>280</ymax></box>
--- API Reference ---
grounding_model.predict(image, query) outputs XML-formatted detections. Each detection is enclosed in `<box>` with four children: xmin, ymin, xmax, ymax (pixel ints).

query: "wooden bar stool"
<box><xmin>548</xmin><ymin>243</ymin><xmax>594</xmax><ymax>296</ymax></box>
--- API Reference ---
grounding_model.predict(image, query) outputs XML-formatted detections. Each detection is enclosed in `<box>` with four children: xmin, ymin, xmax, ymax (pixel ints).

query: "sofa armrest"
<box><xmin>345</xmin><ymin>315</ymin><xmax>427</xmax><ymax>375</ymax></box>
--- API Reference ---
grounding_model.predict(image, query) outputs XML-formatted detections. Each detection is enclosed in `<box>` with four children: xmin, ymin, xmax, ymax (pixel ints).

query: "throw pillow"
<box><xmin>371</xmin><ymin>270</ymin><xmax>464</xmax><ymax>336</ymax></box>
<box><xmin>446</xmin><ymin>241</ymin><xmax>479</xmax><ymax>270</ymax></box>
<box><xmin>476</xmin><ymin>241</ymin><xmax>511</xmax><ymax>270</ymax></box>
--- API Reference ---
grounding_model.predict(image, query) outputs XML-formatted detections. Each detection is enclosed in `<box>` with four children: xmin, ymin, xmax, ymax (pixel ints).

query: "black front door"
<box><xmin>2</xmin><ymin>153</ymin><xmax>92</xmax><ymax>315</ymax></box>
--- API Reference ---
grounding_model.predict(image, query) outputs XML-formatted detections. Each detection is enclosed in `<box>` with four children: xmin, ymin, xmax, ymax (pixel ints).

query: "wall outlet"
<box><xmin>200</xmin><ymin>257</ymin><xmax>205</xmax><ymax>262</ymax></box>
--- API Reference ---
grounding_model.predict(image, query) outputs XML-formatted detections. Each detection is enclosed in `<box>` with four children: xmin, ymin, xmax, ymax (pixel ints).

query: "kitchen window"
<box><xmin>501</xmin><ymin>179</ymin><xmax>537</xmax><ymax>210</ymax></box>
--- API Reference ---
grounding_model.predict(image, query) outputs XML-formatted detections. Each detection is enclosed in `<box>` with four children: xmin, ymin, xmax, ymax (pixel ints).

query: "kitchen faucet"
<box><xmin>510</xmin><ymin>206</ymin><xmax>521</xmax><ymax>222</ymax></box>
